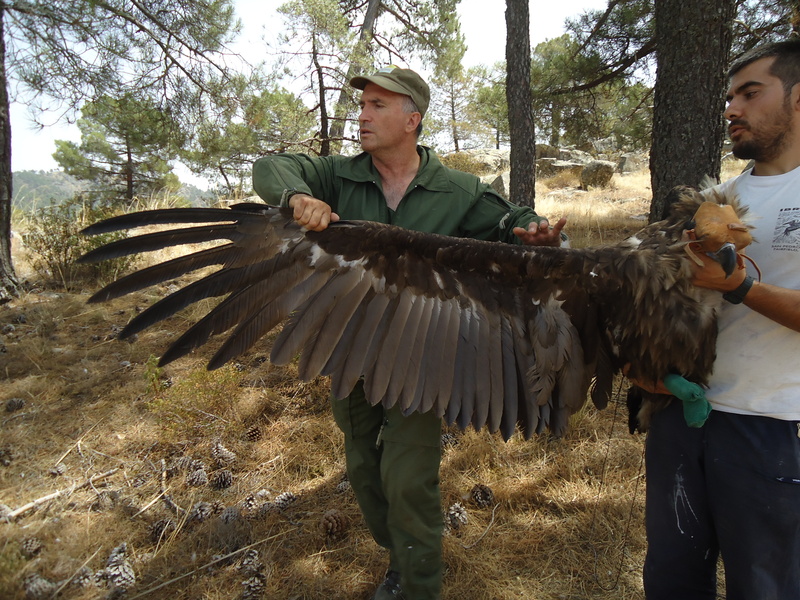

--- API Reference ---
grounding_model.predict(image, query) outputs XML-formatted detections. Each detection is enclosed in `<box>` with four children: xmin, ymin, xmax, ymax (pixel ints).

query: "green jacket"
<box><xmin>252</xmin><ymin>146</ymin><xmax>542</xmax><ymax>243</ymax></box>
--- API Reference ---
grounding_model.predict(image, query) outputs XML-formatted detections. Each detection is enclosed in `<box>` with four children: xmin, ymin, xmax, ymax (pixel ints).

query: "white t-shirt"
<box><xmin>706</xmin><ymin>166</ymin><xmax>800</xmax><ymax>419</ymax></box>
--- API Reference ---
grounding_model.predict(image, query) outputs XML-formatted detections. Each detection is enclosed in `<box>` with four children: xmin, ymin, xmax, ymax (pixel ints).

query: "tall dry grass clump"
<box><xmin>1</xmin><ymin>163</ymin><xmax>743</xmax><ymax>599</ymax></box>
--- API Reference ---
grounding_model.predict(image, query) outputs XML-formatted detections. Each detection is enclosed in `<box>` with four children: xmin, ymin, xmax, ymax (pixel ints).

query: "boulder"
<box><xmin>536</xmin><ymin>158</ymin><xmax>584</xmax><ymax>179</ymax></box>
<box><xmin>458</xmin><ymin>148</ymin><xmax>510</xmax><ymax>173</ymax></box>
<box><xmin>591</xmin><ymin>136</ymin><xmax>618</xmax><ymax>154</ymax></box>
<box><xmin>558</xmin><ymin>147</ymin><xmax>593</xmax><ymax>164</ymax></box>
<box><xmin>488</xmin><ymin>172</ymin><xmax>511</xmax><ymax>198</ymax></box>
<box><xmin>535</xmin><ymin>144</ymin><xmax>560</xmax><ymax>160</ymax></box>
<box><xmin>617</xmin><ymin>152</ymin><xmax>648</xmax><ymax>174</ymax></box>
<box><xmin>580</xmin><ymin>160</ymin><xmax>616</xmax><ymax>189</ymax></box>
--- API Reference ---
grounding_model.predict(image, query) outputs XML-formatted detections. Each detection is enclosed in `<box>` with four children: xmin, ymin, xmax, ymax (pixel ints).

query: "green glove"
<box><xmin>663</xmin><ymin>374</ymin><xmax>712</xmax><ymax>428</ymax></box>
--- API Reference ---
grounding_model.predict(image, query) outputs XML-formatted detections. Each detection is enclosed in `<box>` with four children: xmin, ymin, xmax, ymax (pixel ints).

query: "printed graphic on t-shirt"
<box><xmin>772</xmin><ymin>208</ymin><xmax>800</xmax><ymax>251</ymax></box>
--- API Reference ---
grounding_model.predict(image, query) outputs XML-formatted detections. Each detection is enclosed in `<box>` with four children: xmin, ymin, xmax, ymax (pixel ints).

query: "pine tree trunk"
<box><xmin>505</xmin><ymin>0</ymin><xmax>536</xmax><ymax>209</ymax></box>
<box><xmin>327</xmin><ymin>0</ymin><xmax>380</xmax><ymax>154</ymax></box>
<box><xmin>649</xmin><ymin>0</ymin><xmax>735</xmax><ymax>221</ymax></box>
<box><xmin>0</xmin><ymin>2</ymin><xmax>19</xmax><ymax>303</ymax></box>
<box><xmin>312</xmin><ymin>37</ymin><xmax>331</xmax><ymax>157</ymax></box>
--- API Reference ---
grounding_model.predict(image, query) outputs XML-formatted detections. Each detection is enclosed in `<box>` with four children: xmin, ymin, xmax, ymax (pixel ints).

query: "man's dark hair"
<box><xmin>728</xmin><ymin>38</ymin><xmax>800</xmax><ymax>96</ymax></box>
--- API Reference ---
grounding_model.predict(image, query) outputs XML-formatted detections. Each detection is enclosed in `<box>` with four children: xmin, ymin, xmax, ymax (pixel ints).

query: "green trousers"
<box><xmin>331</xmin><ymin>381</ymin><xmax>443</xmax><ymax>600</ymax></box>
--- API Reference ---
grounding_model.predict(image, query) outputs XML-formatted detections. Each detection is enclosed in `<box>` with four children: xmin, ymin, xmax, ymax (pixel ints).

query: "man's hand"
<box><xmin>289</xmin><ymin>193</ymin><xmax>340</xmax><ymax>231</ymax></box>
<box><xmin>513</xmin><ymin>217</ymin><xmax>567</xmax><ymax>247</ymax></box>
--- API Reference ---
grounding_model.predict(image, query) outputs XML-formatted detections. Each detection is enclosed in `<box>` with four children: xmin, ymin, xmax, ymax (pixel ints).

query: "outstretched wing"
<box><xmin>80</xmin><ymin>188</ymin><xmax>744</xmax><ymax>440</ymax></box>
<box><xmin>80</xmin><ymin>203</ymin><xmax>610</xmax><ymax>439</ymax></box>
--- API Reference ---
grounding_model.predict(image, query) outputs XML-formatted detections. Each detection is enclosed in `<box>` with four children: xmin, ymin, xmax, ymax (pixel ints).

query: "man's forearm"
<box><xmin>741</xmin><ymin>280</ymin><xmax>800</xmax><ymax>332</ymax></box>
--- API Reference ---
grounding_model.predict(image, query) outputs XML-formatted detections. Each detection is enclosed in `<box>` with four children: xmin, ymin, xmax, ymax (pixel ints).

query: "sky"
<box><xmin>9</xmin><ymin>0</ymin><xmax>607</xmax><ymax>183</ymax></box>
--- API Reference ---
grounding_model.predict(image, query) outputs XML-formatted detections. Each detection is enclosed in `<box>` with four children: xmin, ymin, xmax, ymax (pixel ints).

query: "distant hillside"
<box><xmin>12</xmin><ymin>169</ymin><xmax>215</xmax><ymax>212</ymax></box>
<box><xmin>12</xmin><ymin>170</ymin><xmax>86</xmax><ymax>212</ymax></box>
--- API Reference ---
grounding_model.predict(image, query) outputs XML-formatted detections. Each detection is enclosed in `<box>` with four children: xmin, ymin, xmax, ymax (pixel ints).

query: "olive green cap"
<box><xmin>350</xmin><ymin>66</ymin><xmax>430</xmax><ymax>117</ymax></box>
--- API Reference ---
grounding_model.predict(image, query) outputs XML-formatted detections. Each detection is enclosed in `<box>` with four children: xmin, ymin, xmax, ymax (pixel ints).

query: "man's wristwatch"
<box><xmin>281</xmin><ymin>188</ymin><xmax>307</xmax><ymax>204</ymax></box>
<box><xmin>722</xmin><ymin>275</ymin><xmax>754</xmax><ymax>304</ymax></box>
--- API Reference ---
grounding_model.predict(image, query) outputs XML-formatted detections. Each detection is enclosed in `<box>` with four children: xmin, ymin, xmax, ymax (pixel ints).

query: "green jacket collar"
<box><xmin>338</xmin><ymin>146</ymin><xmax>453</xmax><ymax>193</ymax></box>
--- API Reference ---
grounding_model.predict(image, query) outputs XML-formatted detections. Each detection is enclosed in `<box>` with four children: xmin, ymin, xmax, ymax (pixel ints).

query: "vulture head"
<box><xmin>79</xmin><ymin>186</ymin><xmax>751</xmax><ymax>440</ymax></box>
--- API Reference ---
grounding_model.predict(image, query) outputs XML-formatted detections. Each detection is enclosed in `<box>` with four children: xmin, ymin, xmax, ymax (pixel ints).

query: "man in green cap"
<box><xmin>252</xmin><ymin>66</ymin><xmax>565</xmax><ymax>600</ymax></box>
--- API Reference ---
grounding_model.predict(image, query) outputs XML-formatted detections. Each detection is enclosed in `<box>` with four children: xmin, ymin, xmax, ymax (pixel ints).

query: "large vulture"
<box><xmin>79</xmin><ymin>187</ymin><xmax>752</xmax><ymax>440</ymax></box>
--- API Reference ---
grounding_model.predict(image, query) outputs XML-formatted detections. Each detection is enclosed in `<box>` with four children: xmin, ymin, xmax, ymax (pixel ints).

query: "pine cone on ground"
<box><xmin>218</xmin><ymin>505</ymin><xmax>241</xmax><ymax>525</ymax></box>
<box><xmin>319</xmin><ymin>509</ymin><xmax>350</xmax><ymax>541</ymax></box>
<box><xmin>101</xmin><ymin>543</ymin><xmax>136</xmax><ymax>595</ymax></box>
<box><xmin>186</xmin><ymin>468</ymin><xmax>209</xmax><ymax>487</ymax></box>
<box><xmin>440</xmin><ymin>432</ymin><xmax>459</xmax><ymax>448</ymax></box>
<box><xmin>241</xmin><ymin>574</ymin><xmax>267</xmax><ymax>600</ymax></box>
<box><xmin>273</xmin><ymin>491</ymin><xmax>298</xmax><ymax>511</ymax></box>
<box><xmin>20</xmin><ymin>536</ymin><xmax>44</xmax><ymax>558</ymax></box>
<box><xmin>210</xmin><ymin>469</ymin><xmax>233</xmax><ymax>490</ymax></box>
<box><xmin>71</xmin><ymin>566</ymin><xmax>96</xmax><ymax>588</ymax></box>
<box><xmin>470</xmin><ymin>483</ymin><xmax>495</xmax><ymax>508</ymax></box>
<box><xmin>165</xmin><ymin>456</ymin><xmax>193</xmax><ymax>478</ymax></box>
<box><xmin>240</xmin><ymin>495</ymin><xmax>259</xmax><ymax>518</ymax></box>
<box><xmin>150</xmin><ymin>518</ymin><xmax>177</xmax><ymax>543</ymax></box>
<box><xmin>5</xmin><ymin>397</ymin><xmax>24</xmax><ymax>412</ymax></box>
<box><xmin>23</xmin><ymin>573</ymin><xmax>58</xmax><ymax>600</ymax></box>
<box><xmin>48</xmin><ymin>463</ymin><xmax>66</xmax><ymax>477</ymax></box>
<box><xmin>244</xmin><ymin>425</ymin><xmax>262</xmax><ymax>442</ymax></box>
<box><xmin>211</xmin><ymin>441</ymin><xmax>237</xmax><ymax>467</ymax></box>
<box><xmin>446</xmin><ymin>502</ymin><xmax>468</xmax><ymax>533</ymax></box>
<box><xmin>335</xmin><ymin>475</ymin><xmax>351</xmax><ymax>494</ymax></box>
<box><xmin>238</xmin><ymin>549</ymin><xmax>264</xmax><ymax>577</ymax></box>
<box><xmin>189</xmin><ymin>501</ymin><xmax>215</xmax><ymax>522</ymax></box>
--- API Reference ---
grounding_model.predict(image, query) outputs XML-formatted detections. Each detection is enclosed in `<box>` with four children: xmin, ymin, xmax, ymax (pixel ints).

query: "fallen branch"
<box><xmin>460</xmin><ymin>503</ymin><xmax>501</xmax><ymax>550</ymax></box>
<box><xmin>7</xmin><ymin>468</ymin><xmax>120</xmax><ymax>520</ymax></box>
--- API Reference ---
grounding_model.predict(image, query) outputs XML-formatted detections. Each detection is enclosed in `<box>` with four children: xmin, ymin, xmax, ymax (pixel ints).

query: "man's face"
<box><xmin>357</xmin><ymin>83</ymin><xmax>416</xmax><ymax>153</ymax></box>
<box><xmin>725</xmin><ymin>57</ymin><xmax>796</xmax><ymax>163</ymax></box>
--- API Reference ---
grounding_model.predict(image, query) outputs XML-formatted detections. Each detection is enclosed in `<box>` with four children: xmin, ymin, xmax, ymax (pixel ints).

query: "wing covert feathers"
<box><xmin>82</xmin><ymin>187</ymin><xmax>737</xmax><ymax>440</ymax></box>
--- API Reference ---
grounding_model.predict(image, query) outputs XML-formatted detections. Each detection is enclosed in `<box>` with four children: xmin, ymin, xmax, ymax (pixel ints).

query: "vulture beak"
<box><xmin>684</xmin><ymin>201</ymin><xmax>753</xmax><ymax>278</ymax></box>
<box><xmin>707</xmin><ymin>241</ymin><xmax>738</xmax><ymax>277</ymax></box>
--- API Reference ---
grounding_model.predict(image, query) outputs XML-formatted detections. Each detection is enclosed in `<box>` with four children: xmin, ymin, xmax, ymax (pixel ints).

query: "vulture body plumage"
<box><xmin>79</xmin><ymin>187</ymin><xmax>751</xmax><ymax>440</ymax></box>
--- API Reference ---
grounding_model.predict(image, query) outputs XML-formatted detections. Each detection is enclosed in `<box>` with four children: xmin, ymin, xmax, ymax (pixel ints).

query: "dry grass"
<box><xmin>1</xmin><ymin>164</ymin><xmax>742</xmax><ymax>600</ymax></box>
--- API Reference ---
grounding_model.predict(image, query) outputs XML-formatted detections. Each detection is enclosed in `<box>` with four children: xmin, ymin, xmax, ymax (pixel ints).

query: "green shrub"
<box><xmin>22</xmin><ymin>194</ymin><xmax>135</xmax><ymax>290</ymax></box>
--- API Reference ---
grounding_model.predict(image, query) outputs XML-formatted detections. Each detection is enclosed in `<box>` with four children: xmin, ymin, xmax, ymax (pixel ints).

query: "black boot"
<box><xmin>372</xmin><ymin>570</ymin><xmax>404</xmax><ymax>600</ymax></box>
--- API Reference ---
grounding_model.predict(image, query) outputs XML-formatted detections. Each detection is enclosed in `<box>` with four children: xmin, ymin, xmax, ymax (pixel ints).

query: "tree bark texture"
<box><xmin>505</xmin><ymin>0</ymin><xmax>536</xmax><ymax>209</ymax></box>
<box><xmin>0</xmin><ymin>3</ymin><xmax>19</xmax><ymax>303</ymax></box>
<box><xmin>327</xmin><ymin>0</ymin><xmax>380</xmax><ymax>152</ymax></box>
<box><xmin>649</xmin><ymin>0</ymin><xmax>735</xmax><ymax>221</ymax></box>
